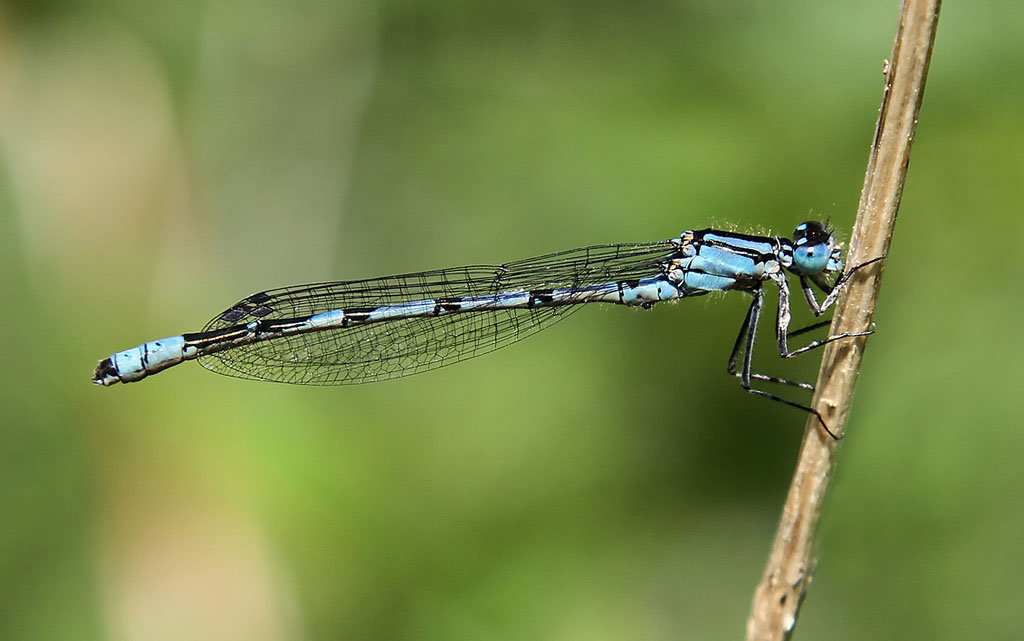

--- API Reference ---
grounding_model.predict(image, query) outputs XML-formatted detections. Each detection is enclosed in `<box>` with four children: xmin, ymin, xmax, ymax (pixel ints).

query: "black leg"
<box><xmin>742</xmin><ymin>389</ymin><xmax>840</xmax><ymax>440</ymax></box>
<box><xmin>724</xmin><ymin>281</ymin><xmax>840</xmax><ymax>439</ymax></box>
<box><xmin>727</xmin><ymin>292</ymin><xmax>814</xmax><ymax>390</ymax></box>
<box><xmin>787</xmin><ymin>318</ymin><xmax>832</xmax><ymax>339</ymax></box>
<box><xmin>721</xmin><ymin>260</ymin><xmax>884</xmax><ymax>440</ymax></box>
<box><xmin>776</xmin><ymin>271</ymin><xmax>874</xmax><ymax>359</ymax></box>
<box><xmin>780</xmin><ymin>327</ymin><xmax>874</xmax><ymax>358</ymax></box>
<box><xmin>801</xmin><ymin>255</ymin><xmax>886</xmax><ymax>316</ymax></box>
<box><xmin>800</xmin><ymin>275</ymin><xmax>831</xmax><ymax>316</ymax></box>
<box><xmin>726</xmin><ymin>295</ymin><xmax>755</xmax><ymax>378</ymax></box>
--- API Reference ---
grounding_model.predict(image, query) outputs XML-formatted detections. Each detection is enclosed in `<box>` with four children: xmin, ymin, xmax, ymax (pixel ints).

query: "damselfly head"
<box><xmin>790</xmin><ymin>221</ymin><xmax>842</xmax><ymax>275</ymax></box>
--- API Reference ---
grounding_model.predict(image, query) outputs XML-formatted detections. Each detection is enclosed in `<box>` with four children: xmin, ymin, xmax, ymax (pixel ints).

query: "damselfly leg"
<box><xmin>725</xmin><ymin>255</ymin><xmax>884</xmax><ymax>439</ymax></box>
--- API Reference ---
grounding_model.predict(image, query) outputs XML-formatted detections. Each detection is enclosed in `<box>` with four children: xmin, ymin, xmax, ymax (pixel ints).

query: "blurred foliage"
<box><xmin>1</xmin><ymin>1</ymin><xmax>1022</xmax><ymax>639</ymax></box>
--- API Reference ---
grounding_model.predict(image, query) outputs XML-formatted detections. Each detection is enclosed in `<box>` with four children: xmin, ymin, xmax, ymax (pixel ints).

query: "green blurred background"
<box><xmin>1</xmin><ymin>1</ymin><xmax>1021</xmax><ymax>639</ymax></box>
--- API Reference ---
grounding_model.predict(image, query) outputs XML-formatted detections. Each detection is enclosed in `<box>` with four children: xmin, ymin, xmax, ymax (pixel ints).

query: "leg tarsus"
<box><xmin>781</xmin><ymin>328</ymin><xmax>874</xmax><ymax>359</ymax></box>
<box><xmin>742</xmin><ymin>387</ymin><xmax>841</xmax><ymax>440</ymax></box>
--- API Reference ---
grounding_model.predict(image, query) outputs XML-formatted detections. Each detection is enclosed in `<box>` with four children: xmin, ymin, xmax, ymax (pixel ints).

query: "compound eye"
<box><xmin>793</xmin><ymin>221</ymin><xmax>828</xmax><ymax>244</ymax></box>
<box><xmin>793</xmin><ymin>242</ymin><xmax>831</xmax><ymax>274</ymax></box>
<box><xmin>790</xmin><ymin>221</ymin><xmax>835</xmax><ymax>274</ymax></box>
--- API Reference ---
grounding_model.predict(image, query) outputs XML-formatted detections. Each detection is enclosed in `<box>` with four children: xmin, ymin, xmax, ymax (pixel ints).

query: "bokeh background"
<box><xmin>2</xmin><ymin>1</ymin><xmax>1021</xmax><ymax>639</ymax></box>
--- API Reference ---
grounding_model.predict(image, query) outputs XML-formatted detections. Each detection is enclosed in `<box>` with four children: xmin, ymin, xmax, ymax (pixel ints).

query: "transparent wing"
<box><xmin>198</xmin><ymin>240</ymin><xmax>677</xmax><ymax>384</ymax></box>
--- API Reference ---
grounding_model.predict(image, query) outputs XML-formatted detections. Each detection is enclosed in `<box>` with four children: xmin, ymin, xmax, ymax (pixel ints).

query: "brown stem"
<box><xmin>745</xmin><ymin>1</ymin><xmax>941</xmax><ymax>639</ymax></box>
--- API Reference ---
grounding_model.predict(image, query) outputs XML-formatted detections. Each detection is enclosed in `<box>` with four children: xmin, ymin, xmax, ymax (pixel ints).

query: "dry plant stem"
<box><xmin>745</xmin><ymin>1</ymin><xmax>941</xmax><ymax>639</ymax></box>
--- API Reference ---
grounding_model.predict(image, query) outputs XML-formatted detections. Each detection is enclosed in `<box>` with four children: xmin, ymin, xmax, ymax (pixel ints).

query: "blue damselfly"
<box><xmin>94</xmin><ymin>221</ymin><xmax>879</xmax><ymax>437</ymax></box>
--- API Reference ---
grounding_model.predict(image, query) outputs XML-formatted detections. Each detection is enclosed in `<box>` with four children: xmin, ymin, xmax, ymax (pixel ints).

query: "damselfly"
<box><xmin>93</xmin><ymin>221</ymin><xmax>879</xmax><ymax>437</ymax></box>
